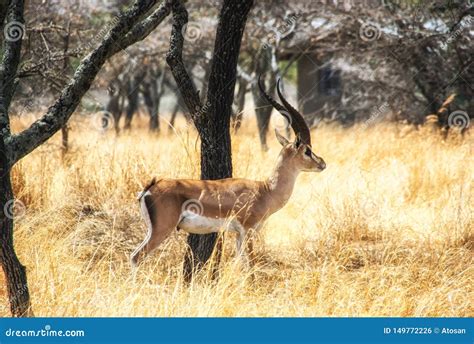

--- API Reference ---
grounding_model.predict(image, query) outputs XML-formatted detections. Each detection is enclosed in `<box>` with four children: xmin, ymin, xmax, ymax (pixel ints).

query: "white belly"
<box><xmin>177</xmin><ymin>211</ymin><xmax>243</xmax><ymax>235</ymax></box>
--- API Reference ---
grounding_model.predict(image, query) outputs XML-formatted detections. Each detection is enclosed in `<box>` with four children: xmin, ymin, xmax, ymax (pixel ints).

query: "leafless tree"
<box><xmin>0</xmin><ymin>0</ymin><xmax>173</xmax><ymax>317</ymax></box>
<box><xmin>166</xmin><ymin>0</ymin><xmax>254</xmax><ymax>281</ymax></box>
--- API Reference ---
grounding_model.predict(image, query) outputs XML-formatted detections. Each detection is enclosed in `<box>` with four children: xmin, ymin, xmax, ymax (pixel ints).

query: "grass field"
<box><xmin>1</xmin><ymin>114</ymin><xmax>473</xmax><ymax>316</ymax></box>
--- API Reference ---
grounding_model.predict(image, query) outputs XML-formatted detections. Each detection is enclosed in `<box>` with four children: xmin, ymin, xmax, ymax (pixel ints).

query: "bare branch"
<box><xmin>112</xmin><ymin>0</ymin><xmax>173</xmax><ymax>56</ymax></box>
<box><xmin>7</xmin><ymin>0</ymin><xmax>169</xmax><ymax>164</ymax></box>
<box><xmin>165</xmin><ymin>0</ymin><xmax>203</xmax><ymax>130</ymax></box>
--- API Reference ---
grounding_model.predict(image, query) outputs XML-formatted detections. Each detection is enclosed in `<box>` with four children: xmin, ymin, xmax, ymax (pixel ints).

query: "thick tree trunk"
<box><xmin>0</xmin><ymin>138</ymin><xmax>32</xmax><ymax>317</ymax></box>
<box><xmin>0</xmin><ymin>0</ymin><xmax>173</xmax><ymax>316</ymax></box>
<box><xmin>183</xmin><ymin>0</ymin><xmax>253</xmax><ymax>282</ymax></box>
<box><xmin>166</xmin><ymin>0</ymin><xmax>253</xmax><ymax>281</ymax></box>
<box><xmin>182</xmin><ymin>125</ymin><xmax>233</xmax><ymax>281</ymax></box>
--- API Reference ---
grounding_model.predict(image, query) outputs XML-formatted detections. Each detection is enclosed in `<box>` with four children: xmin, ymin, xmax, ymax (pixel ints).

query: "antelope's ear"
<box><xmin>275</xmin><ymin>129</ymin><xmax>290</xmax><ymax>147</ymax></box>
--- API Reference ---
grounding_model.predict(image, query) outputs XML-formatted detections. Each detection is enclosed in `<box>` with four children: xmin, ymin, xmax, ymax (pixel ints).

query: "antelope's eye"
<box><xmin>305</xmin><ymin>148</ymin><xmax>312</xmax><ymax>156</ymax></box>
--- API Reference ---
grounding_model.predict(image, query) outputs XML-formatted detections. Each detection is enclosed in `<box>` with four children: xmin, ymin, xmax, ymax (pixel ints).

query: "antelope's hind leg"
<box><xmin>130</xmin><ymin>193</ymin><xmax>180</xmax><ymax>267</ymax></box>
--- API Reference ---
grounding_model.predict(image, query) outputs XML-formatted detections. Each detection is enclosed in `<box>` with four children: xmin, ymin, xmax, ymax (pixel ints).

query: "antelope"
<box><xmin>130</xmin><ymin>77</ymin><xmax>326</xmax><ymax>267</ymax></box>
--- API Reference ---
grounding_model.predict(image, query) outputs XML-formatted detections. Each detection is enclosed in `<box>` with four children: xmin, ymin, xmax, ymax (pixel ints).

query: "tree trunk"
<box><xmin>0</xmin><ymin>0</ymin><xmax>173</xmax><ymax>316</ymax></box>
<box><xmin>143</xmin><ymin>82</ymin><xmax>158</xmax><ymax>131</ymax></box>
<box><xmin>61</xmin><ymin>125</ymin><xmax>69</xmax><ymax>157</ymax></box>
<box><xmin>168</xmin><ymin>103</ymin><xmax>180</xmax><ymax>131</ymax></box>
<box><xmin>252</xmin><ymin>78</ymin><xmax>273</xmax><ymax>151</ymax></box>
<box><xmin>105</xmin><ymin>84</ymin><xmax>122</xmax><ymax>134</ymax></box>
<box><xmin>0</xmin><ymin>138</ymin><xmax>32</xmax><ymax>317</ymax></box>
<box><xmin>297</xmin><ymin>53</ymin><xmax>322</xmax><ymax>123</ymax></box>
<box><xmin>182</xmin><ymin>0</ymin><xmax>254</xmax><ymax>282</ymax></box>
<box><xmin>60</xmin><ymin>20</ymin><xmax>71</xmax><ymax>157</ymax></box>
<box><xmin>124</xmin><ymin>77</ymin><xmax>140</xmax><ymax>130</ymax></box>
<box><xmin>146</xmin><ymin>69</ymin><xmax>166</xmax><ymax>132</ymax></box>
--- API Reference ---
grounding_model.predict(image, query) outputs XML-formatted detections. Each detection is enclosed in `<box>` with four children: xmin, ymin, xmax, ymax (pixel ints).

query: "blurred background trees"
<box><xmin>10</xmin><ymin>0</ymin><xmax>472</xmax><ymax>147</ymax></box>
<box><xmin>2</xmin><ymin>0</ymin><xmax>472</xmax><ymax>316</ymax></box>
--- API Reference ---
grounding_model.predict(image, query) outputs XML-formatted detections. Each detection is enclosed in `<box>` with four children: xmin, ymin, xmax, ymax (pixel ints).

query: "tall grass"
<box><xmin>1</xmin><ymin>114</ymin><xmax>472</xmax><ymax>316</ymax></box>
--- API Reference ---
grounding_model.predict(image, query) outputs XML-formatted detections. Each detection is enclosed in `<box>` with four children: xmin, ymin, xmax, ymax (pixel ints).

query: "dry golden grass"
<box><xmin>1</xmin><ymin>113</ymin><xmax>473</xmax><ymax>317</ymax></box>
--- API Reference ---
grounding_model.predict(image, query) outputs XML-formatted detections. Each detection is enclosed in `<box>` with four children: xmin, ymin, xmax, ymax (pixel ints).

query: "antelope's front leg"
<box><xmin>232</xmin><ymin>222</ymin><xmax>252</xmax><ymax>270</ymax></box>
<box><xmin>235</xmin><ymin>226</ymin><xmax>247</xmax><ymax>257</ymax></box>
<box><xmin>244</xmin><ymin>223</ymin><xmax>263</xmax><ymax>272</ymax></box>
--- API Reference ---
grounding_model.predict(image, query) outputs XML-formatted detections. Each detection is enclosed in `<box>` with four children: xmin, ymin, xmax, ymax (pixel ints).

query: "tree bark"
<box><xmin>61</xmin><ymin>20</ymin><xmax>71</xmax><ymax>157</ymax></box>
<box><xmin>0</xmin><ymin>138</ymin><xmax>32</xmax><ymax>317</ymax></box>
<box><xmin>0</xmin><ymin>0</ymin><xmax>172</xmax><ymax>316</ymax></box>
<box><xmin>166</xmin><ymin>0</ymin><xmax>253</xmax><ymax>282</ymax></box>
<box><xmin>7</xmin><ymin>0</ymin><xmax>172</xmax><ymax>164</ymax></box>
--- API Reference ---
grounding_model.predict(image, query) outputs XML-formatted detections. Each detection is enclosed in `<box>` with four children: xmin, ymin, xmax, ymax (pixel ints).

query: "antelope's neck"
<box><xmin>265</xmin><ymin>155</ymin><xmax>299</xmax><ymax>212</ymax></box>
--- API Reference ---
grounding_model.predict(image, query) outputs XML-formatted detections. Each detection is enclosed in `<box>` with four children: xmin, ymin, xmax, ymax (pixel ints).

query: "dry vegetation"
<box><xmin>1</xmin><ymin>113</ymin><xmax>473</xmax><ymax>317</ymax></box>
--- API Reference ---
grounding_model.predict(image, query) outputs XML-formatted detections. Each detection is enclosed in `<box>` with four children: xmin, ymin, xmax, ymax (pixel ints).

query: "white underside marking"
<box><xmin>177</xmin><ymin>210</ymin><xmax>244</xmax><ymax>235</ymax></box>
<box><xmin>130</xmin><ymin>190</ymin><xmax>152</xmax><ymax>264</ymax></box>
<box><xmin>178</xmin><ymin>211</ymin><xmax>247</xmax><ymax>257</ymax></box>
